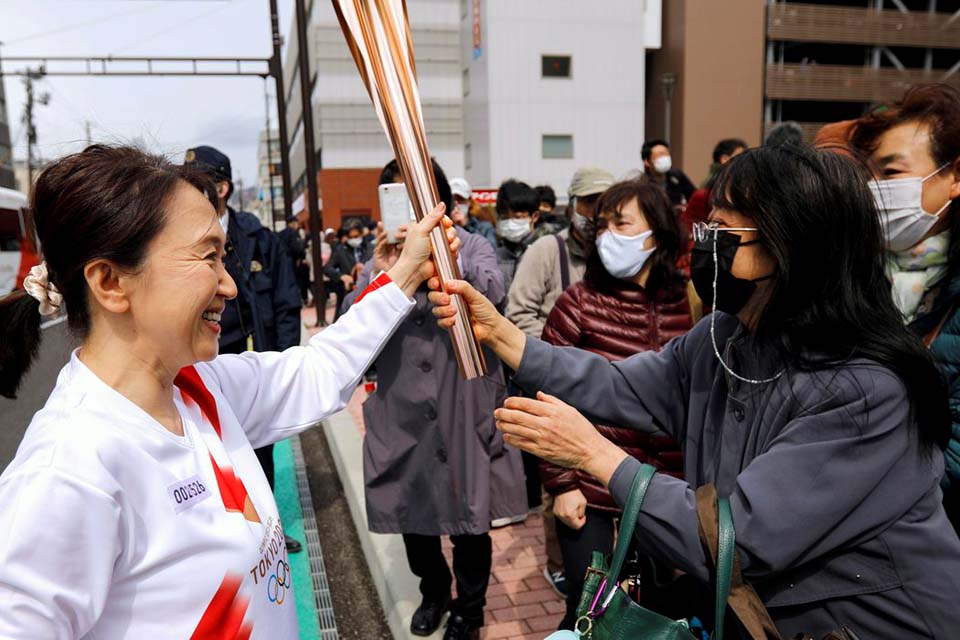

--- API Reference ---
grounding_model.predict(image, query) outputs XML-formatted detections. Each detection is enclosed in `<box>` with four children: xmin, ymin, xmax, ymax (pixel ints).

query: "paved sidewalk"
<box><xmin>302</xmin><ymin>303</ymin><xmax>566</xmax><ymax>638</ymax></box>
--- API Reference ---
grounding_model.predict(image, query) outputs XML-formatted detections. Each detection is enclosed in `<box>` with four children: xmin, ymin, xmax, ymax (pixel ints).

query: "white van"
<box><xmin>0</xmin><ymin>187</ymin><xmax>35</xmax><ymax>296</ymax></box>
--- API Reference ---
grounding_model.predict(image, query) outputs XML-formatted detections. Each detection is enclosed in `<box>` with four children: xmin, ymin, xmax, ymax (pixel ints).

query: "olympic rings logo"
<box><xmin>267</xmin><ymin>559</ymin><xmax>289</xmax><ymax>605</ymax></box>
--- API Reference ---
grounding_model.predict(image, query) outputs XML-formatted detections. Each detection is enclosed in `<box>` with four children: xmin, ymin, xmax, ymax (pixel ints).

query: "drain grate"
<box><xmin>291</xmin><ymin>433</ymin><xmax>339</xmax><ymax>639</ymax></box>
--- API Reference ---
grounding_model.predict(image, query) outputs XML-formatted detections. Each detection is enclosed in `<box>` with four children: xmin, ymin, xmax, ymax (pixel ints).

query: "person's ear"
<box><xmin>532</xmin><ymin>212</ymin><xmax>540</xmax><ymax>226</ymax></box>
<box><xmin>84</xmin><ymin>259</ymin><xmax>132</xmax><ymax>315</ymax></box>
<box><xmin>216</xmin><ymin>181</ymin><xmax>230</xmax><ymax>200</ymax></box>
<box><xmin>949</xmin><ymin>158</ymin><xmax>960</xmax><ymax>202</ymax></box>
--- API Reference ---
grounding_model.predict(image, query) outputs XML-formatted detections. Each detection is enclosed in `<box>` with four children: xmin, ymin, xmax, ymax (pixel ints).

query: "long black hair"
<box><xmin>711</xmin><ymin>144</ymin><xmax>950</xmax><ymax>450</ymax></box>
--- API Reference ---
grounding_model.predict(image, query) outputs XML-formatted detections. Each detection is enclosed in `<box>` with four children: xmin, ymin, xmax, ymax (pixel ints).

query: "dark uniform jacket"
<box><xmin>222</xmin><ymin>208</ymin><xmax>301</xmax><ymax>352</ymax></box>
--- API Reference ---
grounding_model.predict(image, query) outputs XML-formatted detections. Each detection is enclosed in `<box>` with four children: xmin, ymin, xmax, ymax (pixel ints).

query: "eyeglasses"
<box><xmin>691</xmin><ymin>221</ymin><xmax>759</xmax><ymax>243</ymax></box>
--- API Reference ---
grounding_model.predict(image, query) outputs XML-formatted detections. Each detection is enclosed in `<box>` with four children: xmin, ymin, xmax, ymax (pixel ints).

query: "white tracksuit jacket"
<box><xmin>0</xmin><ymin>275</ymin><xmax>413</xmax><ymax>639</ymax></box>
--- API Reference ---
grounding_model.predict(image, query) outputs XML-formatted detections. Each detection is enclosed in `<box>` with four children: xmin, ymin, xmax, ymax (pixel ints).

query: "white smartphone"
<box><xmin>378</xmin><ymin>183</ymin><xmax>416</xmax><ymax>243</ymax></box>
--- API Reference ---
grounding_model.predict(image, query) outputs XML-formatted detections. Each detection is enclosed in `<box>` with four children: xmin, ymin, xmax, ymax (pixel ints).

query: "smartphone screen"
<box><xmin>378</xmin><ymin>183</ymin><xmax>416</xmax><ymax>243</ymax></box>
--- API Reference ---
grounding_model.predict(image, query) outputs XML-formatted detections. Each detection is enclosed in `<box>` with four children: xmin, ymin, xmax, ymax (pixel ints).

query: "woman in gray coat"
<box><xmin>342</xmin><ymin>161</ymin><xmax>527</xmax><ymax>640</ymax></box>
<box><xmin>430</xmin><ymin>146</ymin><xmax>960</xmax><ymax>638</ymax></box>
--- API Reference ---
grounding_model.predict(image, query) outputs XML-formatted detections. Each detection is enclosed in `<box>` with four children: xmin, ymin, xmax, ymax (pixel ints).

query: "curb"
<box><xmin>322</xmin><ymin>411</ymin><xmax>444</xmax><ymax>640</ymax></box>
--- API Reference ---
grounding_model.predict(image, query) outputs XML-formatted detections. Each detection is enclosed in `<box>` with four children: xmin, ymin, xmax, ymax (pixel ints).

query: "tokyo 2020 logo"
<box><xmin>267</xmin><ymin>559</ymin><xmax>289</xmax><ymax>605</ymax></box>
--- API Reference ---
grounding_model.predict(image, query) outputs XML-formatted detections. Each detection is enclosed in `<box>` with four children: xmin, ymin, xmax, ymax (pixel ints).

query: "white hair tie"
<box><xmin>23</xmin><ymin>262</ymin><xmax>63</xmax><ymax>317</ymax></box>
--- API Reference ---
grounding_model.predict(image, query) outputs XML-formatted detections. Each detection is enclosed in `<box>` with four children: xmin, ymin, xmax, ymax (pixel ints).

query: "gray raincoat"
<box><xmin>344</xmin><ymin>228</ymin><xmax>527</xmax><ymax>536</ymax></box>
<box><xmin>513</xmin><ymin>312</ymin><xmax>960</xmax><ymax>638</ymax></box>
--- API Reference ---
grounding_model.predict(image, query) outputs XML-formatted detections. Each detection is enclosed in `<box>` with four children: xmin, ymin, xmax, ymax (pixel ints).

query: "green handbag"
<box><xmin>570</xmin><ymin>464</ymin><xmax>735</xmax><ymax>640</ymax></box>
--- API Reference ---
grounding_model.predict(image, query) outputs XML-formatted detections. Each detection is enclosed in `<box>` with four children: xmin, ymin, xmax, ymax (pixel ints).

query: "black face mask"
<box><xmin>690</xmin><ymin>230</ymin><xmax>770</xmax><ymax>315</ymax></box>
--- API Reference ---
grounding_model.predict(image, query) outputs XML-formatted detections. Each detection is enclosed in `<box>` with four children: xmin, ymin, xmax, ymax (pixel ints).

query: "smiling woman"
<box><xmin>0</xmin><ymin>145</ymin><xmax>457</xmax><ymax>639</ymax></box>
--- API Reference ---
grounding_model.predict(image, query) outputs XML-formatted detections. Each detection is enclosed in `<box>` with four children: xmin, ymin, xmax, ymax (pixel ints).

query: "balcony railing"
<box><xmin>768</xmin><ymin>3</ymin><xmax>960</xmax><ymax>49</ymax></box>
<box><xmin>766</xmin><ymin>63</ymin><xmax>960</xmax><ymax>102</ymax></box>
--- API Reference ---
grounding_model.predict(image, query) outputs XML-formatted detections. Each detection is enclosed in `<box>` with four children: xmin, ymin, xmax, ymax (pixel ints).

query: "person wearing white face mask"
<box><xmin>494</xmin><ymin>179</ymin><xmax>541</xmax><ymax>290</ymax></box>
<box><xmin>325</xmin><ymin>222</ymin><xmax>373</xmax><ymax>320</ymax></box>
<box><xmin>641</xmin><ymin>138</ymin><xmax>695</xmax><ymax>210</ymax></box>
<box><xmin>536</xmin><ymin>180</ymin><xmax>692</xmax><ymax>630</ymax></box>
<box><xmin>850</xmin><ymin>83</ymin><xmax>960</xmax><ymax>532</ymax></box>
<box><xmin>449</xmin><ymin>177</ymin><xmax>497</xmax><ymax>250</ymax></box>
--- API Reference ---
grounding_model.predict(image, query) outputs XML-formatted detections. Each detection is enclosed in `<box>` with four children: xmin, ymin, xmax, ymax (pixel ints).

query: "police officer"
<box><xmin>185</xmin><ymin>145</ymin><xmax>304</xmax><ymax>553</ymax></box>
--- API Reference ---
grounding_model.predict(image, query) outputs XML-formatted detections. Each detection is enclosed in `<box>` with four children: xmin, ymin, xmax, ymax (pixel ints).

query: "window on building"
<box><xmin>465</xmin><ymin>143</ymin><xmax>472</xmax><ymax>170</ymax></box>
<box><xmin>462</xmin><ymin>68</ymin><xmax>470</xmax><ymax>97</ymax></box>
<box><xmin>542</xmin><ymin>55</ymin><xmax>572</xmax><ymax>78</ymax></box>
<box><xmin>542</xmin><ymin>135</ymin><xmax>574</xmax><ymax>159</ymax></box>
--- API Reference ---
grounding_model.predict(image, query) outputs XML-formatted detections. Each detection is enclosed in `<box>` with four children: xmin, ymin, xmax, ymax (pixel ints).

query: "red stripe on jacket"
<box><xmin>352</xmin><ymin>272</ymin><xmax>393</xmax><ymax>305</ymax></box>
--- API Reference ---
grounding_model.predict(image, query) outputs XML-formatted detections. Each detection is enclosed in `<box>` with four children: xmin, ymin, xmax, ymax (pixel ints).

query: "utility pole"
<box><xmin>268</xmin><ymin>0</ymin><xmax>293</xmax><ymax>223</ymax></box>
<box><xmin>236</xmin><ymin>175</ymin><xmax>245</xmax><ymax>211</ymax></box>
<box><xmin>263</xmin><ymin>78</ymin><xmax>277</xmax><ymax>226</ymax></box>
<box><xmin>22</xmin><ymin>67</ymin><xmax>49</xmax><ymax>188</ymax></box>
<box><xmin>85</xmin><ymin>120</ymin><xmax>92</xmax><ymax>145</ymax></box>
<box><xmin>294</xmin><ymin>0</ymin><xmax>326</xmax><ymax>326</ymax></box>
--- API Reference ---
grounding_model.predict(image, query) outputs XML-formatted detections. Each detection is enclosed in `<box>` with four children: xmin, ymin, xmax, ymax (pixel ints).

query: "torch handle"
<box><xmin>427</xmin><ymin>225</ymin><xmax>487</xmax><ymax>379</ymax></box>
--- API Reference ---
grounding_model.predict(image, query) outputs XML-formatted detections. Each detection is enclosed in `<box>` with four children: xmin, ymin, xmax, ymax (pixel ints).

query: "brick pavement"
<box><xmin>302</xmin><ymin>303</ymin><xmax>566</xmax><ymax>638</ymax></box>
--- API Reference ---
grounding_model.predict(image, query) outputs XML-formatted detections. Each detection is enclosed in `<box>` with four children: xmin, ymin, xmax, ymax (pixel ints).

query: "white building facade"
<box><xmin>255</xmin><ymin>128</ymin><xmax>284</xmax><ymax>228</ymax></box>
<box><xmin>283</xmin><ymin>0</ymin><xmax>659</xmax><ymax>201</ymax></box>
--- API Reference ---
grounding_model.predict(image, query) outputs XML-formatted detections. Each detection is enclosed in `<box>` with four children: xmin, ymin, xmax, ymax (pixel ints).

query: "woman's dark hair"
<box><xmin>711</xmin><ymin>145</ymin><xmax>950</xmax><ymax>450</ymax></box>
<box><xmin>849</xmin><ymin>82</ymin><xmax>960</xmax><ymax>323</ymax></box>
<box><xmin>495</xmin><ymin>179</ymin><xmax>539</xmax><ymax>218</ymax></box>
<box><xmin>535</xmin><ymin>185</ymin><xmax>557</xmax><ymax>208</ymax></box>
<box><xmin>585</xmin><ymin>180</ymin><xmax>687</xmax><ymax>297</ymax></box>
<box><xmin>713</xmin><ymin>138</ymin><xmax>748</xmax><ymax>164</ymax></box>
<box><xmin>0</xmin><ymin>145</ymin><xmax>215</xmax><ymax>398</ymax></box>
<box><xmin>378</xmin><ymin>157</ymin><xmax>453</xmax><ymax>213</ymax></box>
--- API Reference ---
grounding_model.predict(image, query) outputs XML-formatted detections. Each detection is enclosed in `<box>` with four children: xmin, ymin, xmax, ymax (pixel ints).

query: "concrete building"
<box><xmin>0</xmin><ymin>79</ymin><xmax>14</xmax><ymax>189</ymax></box>
<box><xmin>255</xmin><ymin>128</ymin><xmax>285</xmax><ymax>228</ymax></box>
<box><xmin>279</xmin><ymin>0</ymin><xmax>662</xmax><ymax>225</ymax></box>
<box><xmin>765</xmin><ymin>0</ymin><xmax>960</xmax><ymax>141</ymax></box>
<box><xmin>462</xmin><ymin>0</ymin><xmax>657</xmax><ymax>195</ymax></box>
<box><xmin>13</xmin><ymin>160</ymin><xmax>31</xmax><ymax>194</ymax></box>
<box><xmin>282</xmin><ymin>0</ymin><xmax>466</xmax><ymax>200</ymax></box>
<box><xmin>646</xmin><ymin>0</ymin><xmax>960</xmax><ymax>185</ymax></box>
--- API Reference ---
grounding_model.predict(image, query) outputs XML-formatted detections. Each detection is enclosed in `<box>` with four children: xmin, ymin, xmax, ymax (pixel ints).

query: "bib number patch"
<box><xmin>168</xmin><ymin>474</ymin><xmax>210</xmax><ymax>513</ymax></box>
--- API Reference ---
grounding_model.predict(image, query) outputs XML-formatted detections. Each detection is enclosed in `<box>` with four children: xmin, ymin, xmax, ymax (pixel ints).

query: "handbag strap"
<box><xmin>555</xmin><ymin>233</ymin><xmax>571</xmax><ymax>291</ymax></box>
<box><xmin>601</xmin><ymin>463</ymin><xmax>656</xmax><ymax>602</ymax></box>
<box><xmin>713</xmin><ymin>497</ymin><xmax>735</xmax><ymax>640</ymax></box>
<box><xmin>697</xmin><ymin>485</ymin><xmax>783</xmax><ymax>640</ymax></box>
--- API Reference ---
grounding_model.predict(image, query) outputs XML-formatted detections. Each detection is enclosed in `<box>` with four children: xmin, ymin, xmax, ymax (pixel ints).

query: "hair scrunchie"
<box><xmin>22</xmin><ymin>262</ymin><xmax>63</xmax><ymax>317</ymax></box>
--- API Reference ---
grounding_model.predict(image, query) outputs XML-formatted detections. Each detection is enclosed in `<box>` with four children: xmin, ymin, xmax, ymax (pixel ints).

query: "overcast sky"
<box><xmin>2</xmin><ymin>0</ymin><xmax>293</xmax><ymax>186</ymax></box>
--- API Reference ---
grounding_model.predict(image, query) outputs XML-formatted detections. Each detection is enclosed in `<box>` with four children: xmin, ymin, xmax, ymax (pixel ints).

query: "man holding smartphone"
<box><xmin>343</xmin><ymin>159</ymin><xmax>527</xmax><ymax>640</ymax></box>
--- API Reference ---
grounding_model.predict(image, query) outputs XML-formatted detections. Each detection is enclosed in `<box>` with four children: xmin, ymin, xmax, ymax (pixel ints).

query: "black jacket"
<box><xmin>324</xmin><ymin>241</ymin><xmax>373</xmax><ymax>281</ymax></box>
<box><xmin>222</xmin><ymin>208</ymin><xmax>301</xmax><ymax>351</ymax></box>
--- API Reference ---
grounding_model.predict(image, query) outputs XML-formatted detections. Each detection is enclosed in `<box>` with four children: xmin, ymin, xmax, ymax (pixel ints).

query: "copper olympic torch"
<box><xmin>332</xmin><ymin>0</ymin><xmax>487</xmax><ymax>379</ymax></box>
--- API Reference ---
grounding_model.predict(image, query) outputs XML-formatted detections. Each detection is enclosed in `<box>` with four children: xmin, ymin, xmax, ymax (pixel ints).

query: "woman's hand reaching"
<box><xmin>427</xmin><ymin>279</ymin><xmax>527</xmax><ymax>371</ymax></box>
<box><xmin>494</xmin><ymin>392</ymin><xmax>628</xmax><ymax>488</ymax></box>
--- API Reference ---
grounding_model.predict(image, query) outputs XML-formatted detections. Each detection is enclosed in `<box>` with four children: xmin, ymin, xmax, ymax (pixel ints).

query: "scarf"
<box><xmin>888</xmin><ymin>231</ymin><xmax>950</xmax><ymax>322</ymax></box>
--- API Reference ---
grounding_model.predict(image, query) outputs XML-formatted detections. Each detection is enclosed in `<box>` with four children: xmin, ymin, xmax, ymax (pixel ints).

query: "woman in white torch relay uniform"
<box><xmin>0</xmin><ymin>145</ymin><xmax>459</xmax><ymax>640</ymax></box>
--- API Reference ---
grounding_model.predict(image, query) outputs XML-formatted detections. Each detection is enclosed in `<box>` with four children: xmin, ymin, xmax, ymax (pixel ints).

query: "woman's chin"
<box><xmin>194</xmin><ymin>339</ymin><xmax>221</xmax><ymax>362</ymax></box>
